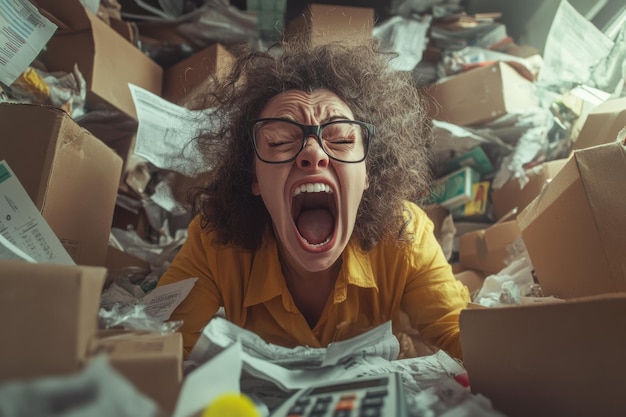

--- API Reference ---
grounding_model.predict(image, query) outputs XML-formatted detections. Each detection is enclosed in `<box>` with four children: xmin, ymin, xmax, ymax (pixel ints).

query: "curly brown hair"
<box><xmin>186</xmin><ymin>38</ymin><xmax>434</xmax><ymax>251</ymax></box>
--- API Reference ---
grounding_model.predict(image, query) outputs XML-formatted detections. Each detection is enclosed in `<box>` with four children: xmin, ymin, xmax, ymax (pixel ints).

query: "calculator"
<box><xmin>269</xmin><ymin>372</ymin><xmax>407</xmax><ymax>417</ymax></box>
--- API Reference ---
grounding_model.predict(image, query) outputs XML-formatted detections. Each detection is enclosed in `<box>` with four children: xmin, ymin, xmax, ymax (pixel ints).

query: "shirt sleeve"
<box><xmin>399</xmin><ymin>203</ymin><xmax>470</xmax><ymax>359</ymax></box>
<box><xmin>157</xmin><ymin>217</ymin><xmax>222</xmax><ymax>358</ymax></box>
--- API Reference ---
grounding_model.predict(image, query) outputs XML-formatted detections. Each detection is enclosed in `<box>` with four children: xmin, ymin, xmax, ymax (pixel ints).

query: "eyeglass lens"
<box><xmin>254</xmin><ymin>120</ymin><xmax>368</xmax><ymax>163</ymax></box>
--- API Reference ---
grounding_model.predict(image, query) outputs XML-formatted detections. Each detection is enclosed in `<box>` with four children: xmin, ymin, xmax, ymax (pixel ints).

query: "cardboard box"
<box><xmin>33</xmin><ymin>0</ymin><xmax>162</xmax><ymax>119</ymax></box>
<box><xmin>423</xmin><ymin>61</ymin><xmax>538</xmax><ymax>126</ymax></box>
<box><xmin>284</xmin><ymin>4</ymin><xmax>374</xmax><ymax>45</ymax></box>
<box><xmin>517</xmin><ymin>139</ymin><xmax>626</xmax><ymax>298</ymax></box>
<box><xmin>571</xmin><ymin>96</ymin><xmax>626</xmax><ymax>152</ymax></box>
<box><xmin>162</xmin><ymin>43</ymin><xmax>235</xmax><ymax>105</ymax></box>
<box><xmin>460</xmin><ymin>293</ymin><xmax>626</xmax><ymax>417</ymax></box>
<box><xmin>427</xmin><ymin>166</ymin><xmax>480</xmax><ymax>210</ymax></box>
<box><xmin>458</xmin><ymin>220</ymin><xmax>521</xmax><ymax>275</ymax></box>
<box><xmin>87</xmin><ymin>331</ymin><xmax>183</xmax><ymax>414</ymax></box>
<box><xmin>0</xmin><ymin>260</ymin><xmax>106</xmax><ymax>383</ymax></box>
<box><xmin>0</xmin><ymin>103</ymin><xmax>122</xmax><ymax>266</ymax></box>
<box><xmin>491</xmin><ymin>159</ymin><xmax>568</xmax><ymax>221</ymax></box>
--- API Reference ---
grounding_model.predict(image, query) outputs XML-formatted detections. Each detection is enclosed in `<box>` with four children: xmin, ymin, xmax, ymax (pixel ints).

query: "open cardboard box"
<box><xmin>518</xmin><ymin>139</ymin><xmax>626</xmax><ymax>298</ymax></box>
<box><xmin>0</xmin><ymin>260</ymin><xmax>106</xmax><ymax>383</ymax></box>
<box><xmin>0</xmin><ymin>103</ymin><xmax>122</xmax><ymax>266</ymax></box>
<box><xmin>460</xmin><ymin>139</ymin><xmax>626</xmax><ymax>416</ymax></box>
<box><xmin>423</xmin><ymin>61</ymin><xmax>538</xmax><ymax>127</ymax></box>
<box><xmin>32</xmin><ymin>0</ymin><xmax>162</xmax><ymax>120</ymax></box>
<box><xmin>491</xmin><ymin>159</ymin><xmax>568</xmax><ymax>221</ymax></box>
<box><xmin>458</xmin><ymin>220</ymin><xmax>521</xmax><ymax>275</ymax></box>
<box><xmin>87</xmin><ymin>331</ymin><xmax>183</xmax><ymax>414</ymax></box>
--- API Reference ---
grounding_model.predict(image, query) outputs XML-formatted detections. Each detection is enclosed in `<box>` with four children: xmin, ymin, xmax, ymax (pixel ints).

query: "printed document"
<box><xmin>0</xmin><ymin>0</ymin><xmax>57</xmax><ymax>85</ymax></box>
<box><xmin>0</xmin><ymin>161</ymin><xmax>74</xmax><ymax>265</ymax></box>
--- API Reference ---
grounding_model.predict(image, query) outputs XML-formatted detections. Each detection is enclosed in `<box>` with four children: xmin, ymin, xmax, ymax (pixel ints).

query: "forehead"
<box><xmin>260</xmin><ymin>89</ymin><xmax>354</xmax><ymax>120</ymax></box>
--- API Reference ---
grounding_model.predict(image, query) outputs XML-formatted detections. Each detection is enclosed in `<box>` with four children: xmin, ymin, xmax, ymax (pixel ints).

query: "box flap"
<box><xmin>572</xmin><ymin>96</ymin><xmax>626</xmax><ymax>151</ymax></box>
<box><xmin>31</xmin><ymin>0</ymin><xmax>92</xmax><ymax>30</ymax></box>
<box><xmin>460</xmin><ymin>293</ymin><xmax>626</xmax><ymax>417</ymax></box>
<box><xmin>574</xmin><ymin>141</ymin><xmax>626</xmax><ymax>290</ymax></box>
<box><xmin>518</xmin><ymin>141</ymin><xmax>626</xmax><ymax>297</ymax></box>
<box><xmin>0</xmin><ymin>103</ymin><xmax>65</xmax><ymax>209</ymax></box>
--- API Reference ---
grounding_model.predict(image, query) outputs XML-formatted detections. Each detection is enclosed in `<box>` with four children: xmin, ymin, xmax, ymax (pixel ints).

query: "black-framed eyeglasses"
<box><xmin>251</xmin><ymin>118</ymin><xmax>374</xmax><ymax>164</ymax></box>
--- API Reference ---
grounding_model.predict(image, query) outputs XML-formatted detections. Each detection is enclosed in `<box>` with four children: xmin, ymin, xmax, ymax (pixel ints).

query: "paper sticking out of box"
<box><xmin>0</xmin><ymin>161</ymin><xmax>74</xmax><ymax>265</ymax></box>
<box><xmin>0</xmin><ymin>0</ymin><xmax>57</xmax><ymax>86</ymax></box>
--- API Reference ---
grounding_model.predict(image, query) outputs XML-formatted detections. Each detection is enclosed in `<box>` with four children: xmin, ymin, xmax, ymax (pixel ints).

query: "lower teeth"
<box><xmin>303</xmin><ymin>236</ymin><xmax>331</xmax><ymax>248</ymax></box>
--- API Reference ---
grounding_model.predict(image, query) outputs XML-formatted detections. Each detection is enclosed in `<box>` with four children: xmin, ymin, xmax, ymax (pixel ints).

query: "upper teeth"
<box><xmin>293</xmin><ymin>183</ymin><xmax>333</xmax><ymax>196</ymax></box>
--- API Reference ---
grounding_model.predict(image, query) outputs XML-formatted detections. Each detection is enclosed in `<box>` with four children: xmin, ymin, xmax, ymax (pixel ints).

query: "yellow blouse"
<box><xmin>158</xmin><ymin>201</ymin><xmax>470</xmax><ymax>359</ymax></box>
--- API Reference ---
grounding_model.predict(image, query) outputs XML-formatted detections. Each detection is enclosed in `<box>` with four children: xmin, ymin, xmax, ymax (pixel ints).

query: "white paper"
<box><xmin>0</xmin><ymin>233</ymin><xmax>36</xmax><ymax>262</ymax></box>
<box><xmin>142</xmin><ymin>277</ymin><xmax>197</xmax><ymax>321</ymax></box>
<box><xmin>172</xmin><ymin>341</ymin><xmax>242</xmax><ymax>417</ymax></box>
<box><xmin>0</xmin><ymin>0</ymin><xmax>57</xmax><ymax>86</ymax></box>
<box><xmin>373</xmin><ymin>15</ymin><xmax>431</xmax><ymax>71</ymax></box>
<box><xmin>189</xmin><ymin>317</ymin><xmax>399</xmax><ymax>370</ymax></box>
<box><xmin>538</xmin><ymin>0</ymin><xmax>614</xmax><ymax>87</ymax></box>
<box><xmin>0</xmin><ymin>161</ymin><xmax>75</xmax><ymax>265</ymax></box>
<box><xmin>129</xmin><ymin>83</ymin><xmax>208</xmax><ymax>176</ymax></box>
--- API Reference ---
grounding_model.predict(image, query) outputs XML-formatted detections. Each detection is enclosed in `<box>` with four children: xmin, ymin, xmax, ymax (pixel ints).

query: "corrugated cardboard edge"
<box><xmin>574</xmin><ymin>139</ymin><xmax>626</xmax><ymax>291</ymax></box>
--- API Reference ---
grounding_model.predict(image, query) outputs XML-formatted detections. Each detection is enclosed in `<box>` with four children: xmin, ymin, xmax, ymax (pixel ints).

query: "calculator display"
<box><xmin>308</xmin><ymin>377</ymin><xmax>387</xmax><ymax>395</ymax></box>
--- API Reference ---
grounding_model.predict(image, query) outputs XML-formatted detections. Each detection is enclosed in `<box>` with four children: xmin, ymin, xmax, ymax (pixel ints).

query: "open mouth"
<box><xmin>291</xmin><ymin>182</ymin><xmax>337</xmax><ymax>248</ymax></box>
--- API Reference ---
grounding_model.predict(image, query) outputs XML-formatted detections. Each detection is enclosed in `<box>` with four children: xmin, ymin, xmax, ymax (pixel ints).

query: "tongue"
<box><xmin>296</xmin><ymin>208</ymin><xmax>334</xmax><ymax>244</ymax></box>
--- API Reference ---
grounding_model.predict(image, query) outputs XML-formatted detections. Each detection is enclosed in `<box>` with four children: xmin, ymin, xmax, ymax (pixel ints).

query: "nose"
<box><xmin>297</xmin><ymin>136</ymin><xmax>329</xmax><ymax>169</ymax></box>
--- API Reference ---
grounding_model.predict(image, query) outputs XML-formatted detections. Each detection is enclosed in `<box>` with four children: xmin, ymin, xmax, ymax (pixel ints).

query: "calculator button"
<box><xmin>332</xmin><ymin>410</ymin><xmax>352</xmax><ymax>417</ymax></box>
<box><xmin>296</xmin><ymin>397</ymin><xmax>312</xmax><ymax>406</ymax></box>
<box><xmin>311</xmin><ymin>401</ymin><xmax>329</xmax><ymax>414</ymax></box>
<box><xmin>287</xmin><ymin>405</ymin><xmax>307</xmax><ymax>415</ymax></box>
<box><xmin>340</xmin><ymin>393</ymin><xmax>357</xmax><ymax>401</ymax></box>
<box><xmin>359</xmin><ymin>407</ymin><xmax>382</xmax><ymax>417</ymax></box>
<box><xmin>335</xmin><ymin>400</ymin><xmax>354</xmax><ymax>411</ymax></box>
<box><xmin>362</xmin><ymin>397</ymin><xmax>384</xmax><ymax>407</ymax></box>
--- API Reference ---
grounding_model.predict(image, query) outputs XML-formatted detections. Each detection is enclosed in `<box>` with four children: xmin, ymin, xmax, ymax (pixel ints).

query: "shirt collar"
<box><xmin>243</xmin><ymin>231</ymin><xmax>379</xmax><ymax>307</ymax></box>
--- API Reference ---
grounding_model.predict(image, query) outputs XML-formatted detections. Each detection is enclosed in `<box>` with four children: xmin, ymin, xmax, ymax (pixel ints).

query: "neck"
<box><xmin>278</xmin><ymin>247</ymin><xmax>342</xmax><ymax>328</ymax></box>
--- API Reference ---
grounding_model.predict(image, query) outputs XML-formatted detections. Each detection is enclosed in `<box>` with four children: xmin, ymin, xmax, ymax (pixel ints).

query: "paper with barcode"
<box><xmin>0</xmin><ymin>160</ymin><xmax>75</xmax><ymax>265</ymax></box>
<box><xmin>0</xmin><ymin>0</ymin><xmax>57</xmax><ymax>86</ymax></box>
<box><xmin>142</xmin><ymin>277</ymin><xmax>197</xmax><ymax>321</ymax></box>
<box><xmin>128</xmin><ymin>83</ymin><xmax>207</xmax><ymax>176</ymax></box>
